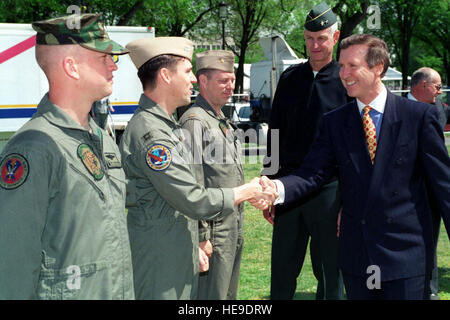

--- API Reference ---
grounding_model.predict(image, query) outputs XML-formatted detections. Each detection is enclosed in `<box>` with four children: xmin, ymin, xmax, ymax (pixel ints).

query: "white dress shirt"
<box><xmin>272</xmin><ymin>84</ymin><xmax>388</xmax><ymax>205</ymax></box>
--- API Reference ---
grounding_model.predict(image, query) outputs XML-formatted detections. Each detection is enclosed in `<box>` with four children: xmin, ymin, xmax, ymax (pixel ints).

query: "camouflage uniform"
<box><xmin>0</xmin><ymin>14</ymin><xmax>134</xmax><ymax>299</ymax></box>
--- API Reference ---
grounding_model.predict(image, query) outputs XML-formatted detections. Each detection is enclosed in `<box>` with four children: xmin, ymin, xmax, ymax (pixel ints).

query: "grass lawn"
<box><xmin>237</xmin><ymin>154</ymin><xmax>450</xmax><ymax>300</ymax></box>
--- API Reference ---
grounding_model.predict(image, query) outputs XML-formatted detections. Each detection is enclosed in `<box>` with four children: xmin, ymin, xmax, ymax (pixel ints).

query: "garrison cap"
<box><xmin>196</xmin><ymin>50</ymin><xmax>235</xmax><ymax>73</ymax></box>
<box><xmin>32</xmin><ymin>13</ymin><xmax>129</xmax><ymax>55</ymax></box>
<box><xmin>304</xmin><ymin>2</ymin><xmax>337</xmax><ymax>32</ymax></box>
<box><xmin>126</xmin><ymin>37</ymin><xmax>194</xmax><ymax>69</ymax></box>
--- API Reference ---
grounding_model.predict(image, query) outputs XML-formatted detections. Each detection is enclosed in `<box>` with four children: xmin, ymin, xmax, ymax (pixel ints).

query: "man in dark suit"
<box><xmin>407</xmin><ymin>67</ymin><xmax>449</xmax><ymax>299</ymax></box>
<box><xmin>261</xmin><ymin>2</ymin><xmax>349</xmax><ymax>300</ymax></box>
<box><xmin>259</xmin><ymin>34</ymin><xmax>450</xmax><ymax>299</ymax></box>
<box><xmin>408</xmin><ymin>67</ymin><xmax>449</xmax><ymax>131</ymax></box>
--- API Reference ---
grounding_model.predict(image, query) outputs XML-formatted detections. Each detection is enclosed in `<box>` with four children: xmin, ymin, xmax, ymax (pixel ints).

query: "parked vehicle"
<box><xmin>0</xmin><ymin>23</ymin><xmax>155</xmax><ymax>150</ymax></box>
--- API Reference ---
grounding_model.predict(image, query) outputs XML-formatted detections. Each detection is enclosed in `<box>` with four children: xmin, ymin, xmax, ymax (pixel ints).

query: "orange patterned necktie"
<box><xmin>362</xmin><ymin>106</ymin><xmax>377</xmax><ymax>164</ymax></box>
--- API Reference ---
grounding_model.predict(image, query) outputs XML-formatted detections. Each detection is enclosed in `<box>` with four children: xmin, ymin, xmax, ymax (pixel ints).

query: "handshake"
<box><xmin>200</xmin><ymin>176</ymin><xmax>278</xmax><ymax>272</ymax></box>
<box><xmin>233</xmin><ymin>176</ymin><xmax>278</xmax><ymax>211</ymax></box>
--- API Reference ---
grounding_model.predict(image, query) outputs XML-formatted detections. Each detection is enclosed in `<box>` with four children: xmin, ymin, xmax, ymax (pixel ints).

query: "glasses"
<box><xmin>428</xmin><ymin>82</ymin><xmax>442</xmax><ymax>91</ymax></box>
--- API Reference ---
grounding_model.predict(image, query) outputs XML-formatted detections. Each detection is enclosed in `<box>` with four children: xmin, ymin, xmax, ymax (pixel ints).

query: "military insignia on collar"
<box><xmin>77</xmin><ymin>144</ymin><xmax>104</xmax><ymax>180</ymax></box>
<box><xmin>146</xmin><ymin>144</ymin><xmax>172</xmax><ymax>171</ymax></box>
<box><xmin>219</xmin><ymin>121</ymin><xmax>230</xmax><ymax>138</ymax></box>
<box><xmin>0</xmin><ymin>153</ymin><xmax>29</xmax><ymax>189</ymax></box>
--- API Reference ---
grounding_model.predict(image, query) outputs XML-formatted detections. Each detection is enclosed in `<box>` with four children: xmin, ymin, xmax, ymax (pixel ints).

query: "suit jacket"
<box><xmin>279</xmin><ymin>91</ymin><xmax>450</xmax><ymax>281</ymax></box>
<box><xmin>264</xmin><ymin>59</ymin><xmax>351</xmax><ymax>213</ymax></box>
<box><xmin>403</xmin><ymin>93</ymin><xmax>450</xmax><ymax>131</ymax></box>
<box><xmin>435</xmin><ymin>98</ymin><xmax>450</xmax><ymax>131</ymax></box>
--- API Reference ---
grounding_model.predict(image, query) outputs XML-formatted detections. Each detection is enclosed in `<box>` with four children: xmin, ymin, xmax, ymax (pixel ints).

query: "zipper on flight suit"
<box><xmin>69</xmin><ymin>163</ymin><xmax>106</xmax><ymax>201</ymax></box>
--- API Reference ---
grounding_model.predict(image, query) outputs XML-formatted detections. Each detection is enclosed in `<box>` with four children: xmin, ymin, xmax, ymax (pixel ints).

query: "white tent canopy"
<box><xmin>382</xmin><ymin>67</ymin><xmax>410</xmax><ymax>81</ymax></box>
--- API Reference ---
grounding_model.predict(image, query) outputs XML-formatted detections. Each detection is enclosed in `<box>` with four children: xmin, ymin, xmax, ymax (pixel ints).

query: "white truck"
<box><xmin>234</xmin><ymin>35</ymin><xmax>305</xmax><ymax>145</ymax></box>
<box><xmin>0</xmin><ymin>23</ymin><xmax>155</xmax><ymax>152</ymax></box>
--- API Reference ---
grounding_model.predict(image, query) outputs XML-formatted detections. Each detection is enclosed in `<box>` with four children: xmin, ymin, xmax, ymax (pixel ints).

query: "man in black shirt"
<box><xmin>263</xmin><ymin>2</ymin><xmax>351</xmax><ymax>299</ymax></box>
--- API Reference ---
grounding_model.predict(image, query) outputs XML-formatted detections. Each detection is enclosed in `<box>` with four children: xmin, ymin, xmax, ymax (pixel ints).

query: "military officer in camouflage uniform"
<box><xmin>0</xmin><ymin>14</ymin><xmax>134</xmax><ymax>299</ymax></box>
<box><xmin>179</xmin><ymin>50</ymin><xmax>244</xmax><ymax>300</ymax></box>
<box><xmin>120</xmin><ymin>37</ymin><xmax>274</xmax><ymax>300</ymax></box>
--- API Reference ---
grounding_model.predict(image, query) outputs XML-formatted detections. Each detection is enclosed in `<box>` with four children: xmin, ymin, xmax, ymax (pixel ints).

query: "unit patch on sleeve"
<box><xmin>145</xmin><ymin>144</ymin><xmax>172</xmax><ymax>171</ymax></box>
<box><xmin>0</xmin><ymin>153</ymin><xmax>29</xmax><ymax>189</ymax></box>
<box><xmin>77</xmin><ymin>144</ymin><xmax>104</xmax><ymax>180</ymax></box>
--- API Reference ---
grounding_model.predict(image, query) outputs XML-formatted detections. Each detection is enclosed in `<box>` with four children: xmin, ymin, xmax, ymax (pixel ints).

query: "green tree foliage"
<box><xmin>1</xmin><ymin>0</ymin><xmax>448</xmax><ymax>91</ymax></box>
<box><xmin>226</xmin><ymin>0</ymin><xmax>287</xmax><ymax>93</ymax></box>
<box><xmin>0</xmin><ymin>0</ymin><xmax>66</xmax><ymax>22</ymax></box>
<box><xmin>332</xmin><ymin>0</ymin><xmax>370</xmax><ymax>59</ymax></box>
<box><xmin>374</xmin><ymin>0</ymin><xmax>426</xmax><ymax>89</ymax></box>
<box><xmin>130</xmin><ymin>0</ymin><xmax>215</xmax><ymax>36</ymax></box>
<box><xmin>188</xmin><ymin>0</ymin><xmax>300</xmax><ymax>94</ymax></box>
<box><xmin>412</xmin><ymin>0</ymin><xmax>450</xmax><ymax>84</ymax></box>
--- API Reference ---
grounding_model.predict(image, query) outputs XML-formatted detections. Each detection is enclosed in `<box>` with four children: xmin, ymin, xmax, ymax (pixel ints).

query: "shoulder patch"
<box><xmin>0</xmin><ymin>153</ymin><xmax>29</xmax><ymax>189</ymax></box>
<box><xmin>145</xmin><ymin>144</ymin><xmax>172</xmax><ymax>171</ymax></box>
<box><xmin>77</xmin><ymin>144</ymin><xmax>104</xmax><ymax>180</ymax></box>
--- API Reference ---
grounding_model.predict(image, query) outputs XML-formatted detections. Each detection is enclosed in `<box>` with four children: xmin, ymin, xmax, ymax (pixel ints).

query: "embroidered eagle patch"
<box><xmin>146</xmin><ymin>144</ymin><xmax>172</xmax><ymax>171</ymax></box>
<box><xmin>0</xmin><ymin>153</ymin><xmax>29</xmax><ymax>189</ymax></box>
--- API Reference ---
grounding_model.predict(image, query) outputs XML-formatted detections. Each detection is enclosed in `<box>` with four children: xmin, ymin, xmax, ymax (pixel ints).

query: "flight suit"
<box><xmin>0</xmin><ymin>94</ymin><xmax>134</xmax><ymax>300</ymax></box>
<box><xmin>119</xmin><ymin>94</ymin><xmax>236</xmax><ymax>300</ymax></box>
<box><xmin>179</xmin><ymin>94</ymin><xmax>245</xmax><ymax>299</ymax></box>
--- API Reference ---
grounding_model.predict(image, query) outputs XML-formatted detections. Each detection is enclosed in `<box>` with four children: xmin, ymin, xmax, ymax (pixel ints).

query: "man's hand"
<box><xmin>247</xmin><ymin>176</ymin><xmax>279</xmax><ymax>211</ymax></box>
<box><xmin>199</xmin><ymin>247</ymin><xmax>209</xmax><ymax>272</ymax></box>
<box><xmin>260</xmin><ymin>175</ymin><xmax>277</xmax><ymax>192</ymax></box>
<box><xmin>232</xmin><ymin>177</ymin><xmax>278</xmax><ymax>209</ymax></box>
<box><xmin>259</xmin><ymin>176</ymin><xmax>278</xmax><ymax>222</ymax></box>
<box><xmin>247</xmin><ymin>177</ymin><xmax>278</xmax><ymax>210</ymax></box>
<box><xmin>199</xmin><ymin>240</ymin><xmax>212</xmax><ymax>258</ymax></box>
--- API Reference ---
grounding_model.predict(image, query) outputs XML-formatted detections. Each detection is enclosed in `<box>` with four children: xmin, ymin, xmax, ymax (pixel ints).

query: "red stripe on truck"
<box><xmin>0</xmin><ymin>35</ymin><xmax>36</xmax><ymax>64</ymax></box>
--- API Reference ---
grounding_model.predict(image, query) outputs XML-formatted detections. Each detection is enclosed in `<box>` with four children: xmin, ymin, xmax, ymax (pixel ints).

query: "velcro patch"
<box><xmin>77</xmin><ymin>144</ymin><xmax>104</xmax><ymax>180</ymax></box>
<box><xmin>104</xmin><ymin>153</ymin><xmax>121</xmax><ymax>168</ymax></box>
<box><xmin>141</xmin><ymin>132</ymin><xmax>152</xmax><ymax>142</ymax></box>
<box><xmin>145</xmin><ymin>144</ymin><xmax>172</xmax><ymax>171</ymax></box>
<box><xmin>0</xmin><ymin>153</ymin><xmax>29</xmax><ymax>189</ymax></box>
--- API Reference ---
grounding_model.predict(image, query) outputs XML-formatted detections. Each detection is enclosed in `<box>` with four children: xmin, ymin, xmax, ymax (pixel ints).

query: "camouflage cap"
<box><xmin>304</xmin><ymin>2</ymin><xmax>337</xmax><ymax>32</ymax></box>
<box><xmin>32</xmin><ymin>13</ymin><xmax>129</xmax><ymax>55</ymax></box>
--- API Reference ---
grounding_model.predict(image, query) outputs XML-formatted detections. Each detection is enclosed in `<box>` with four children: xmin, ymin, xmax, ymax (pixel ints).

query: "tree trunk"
<box><xmin>335</xmin><ymin>0</ymin><xmax>370</xmax><ymax>60</ymax></box>
<box><xmin>117</xmin><ymin>0</ymin><xmax>144</xmax><ymax>26</ymax></box>
<box><xmin>235</xmin><ymin>45</ymin><xmax>247</xmax><ymax>94</ymax></box>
